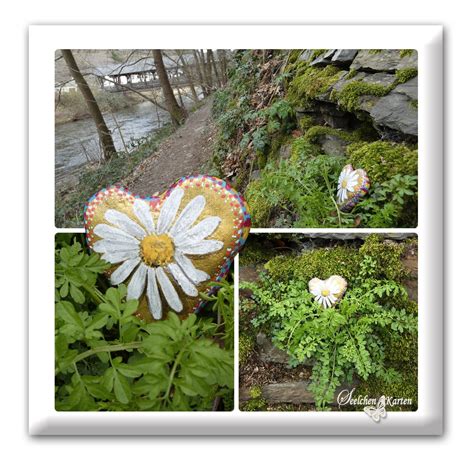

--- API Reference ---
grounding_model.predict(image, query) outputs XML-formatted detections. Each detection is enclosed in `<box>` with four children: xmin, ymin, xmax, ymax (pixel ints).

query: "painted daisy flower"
<box><xmin>308</xmin><ymin>276</ymin><xmax>345</xmax><ymax>309</ymax></box>
<box><xmin>92</xmin><ymin>188</ymin><xmax>223</xmax><ymax>320</ymax></box>
<box><xmin>337</xmin><ymin>165</ymin><xmax>360</xmax><ymax>204</ymax></box>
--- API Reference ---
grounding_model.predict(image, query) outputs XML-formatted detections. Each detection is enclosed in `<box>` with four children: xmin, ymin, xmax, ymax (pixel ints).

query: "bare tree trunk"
<box><xmin>152</xmin><ymin>49</ymin><xmax>187</xmax><ymax>127</ymax></box>
<box><xmin>61</xmin><ymin>49</ymin><xmax>117</xmax><ymax>160</ymax></box>
<box><xmin>178</xmin><ymin>53</ymin><xmax>199</xmax><ymax>102</ymax></box>
<box><xmin>205</xmin><ymin>49</ymin><xmax>213</xmax><ymax>90</ymax></box>
<box><xmin>193</xmin><ymin>50</ymin><xmax>208</xmax><ymax>96</ymax></box>
<box><xmin>209</xmin><ymin>50</ymin><xmax>222</xmax><ymax>87</ymax></box>
<box><xmin>217</xmin><ymin>50</ymin><xmax>228</xmax><ymax>84</ymax></box>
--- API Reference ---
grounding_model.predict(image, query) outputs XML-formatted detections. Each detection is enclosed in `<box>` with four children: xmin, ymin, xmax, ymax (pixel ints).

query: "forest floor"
<box><xmin>124</xmin><ymin>97</ymin><xmax>216</xmax><ymax>196</ymax></box>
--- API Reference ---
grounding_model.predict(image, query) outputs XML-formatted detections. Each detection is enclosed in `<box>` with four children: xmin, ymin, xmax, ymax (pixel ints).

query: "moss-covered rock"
<box><xmin>287</xmin><ymin>65</ymin><xmax>343</xmax><ymax>107</ymax></box>
<box><xmin>347</xmin><ymin>140</ymin><xmax>417</xmax><ymax>184</ymax></box>
<box><xmin>332</xmin><ymin>81</ymin><xmax>391</xmax><ymax>112</ymax></box>
<box><xmin>265</xmin><ymin>245</ymin><xmax>362</xmax><ymax>283</ymax></box>
<box><xmin>395</xmin><ymin>67</ymin><xmax>418</xmax><ymax>84</ymax></box>
<box><xmin>359</xmin><ymin>235</ymin><xmax>409</xmax><ymax>282</ymax></box>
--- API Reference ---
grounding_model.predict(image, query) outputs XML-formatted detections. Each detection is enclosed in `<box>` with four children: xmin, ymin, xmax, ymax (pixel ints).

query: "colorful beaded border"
<box><xmin>83</xmin><ymin>175</ymin><xmax>251</xmax><ymax>312</ymax></box>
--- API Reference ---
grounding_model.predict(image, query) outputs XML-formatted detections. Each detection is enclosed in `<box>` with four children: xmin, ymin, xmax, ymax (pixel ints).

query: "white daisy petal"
<box><xmin>173</xmin><ymin>216</ymin><xmax>221</xmax><ymax>247</ymax></box>
<box><xmin>174</xmin><ymin>252</ymin><xmax>210</xmax><ymax>284</ymax></box>
<box><xmin>127</xmin><ymin>263</ymin><xmax>147</xmax><ymax>301</ymax></box>
<box><xmin>156</xmin><ymin>267</ymin><xmax>183</xmax><ymax>312</ymax></box>
<box><xmin>93</xmin><ymin>239</ymin><xmax>139</xmax><ymax>254</ymax></box>
<box><xmin>146</xmin><ymin>267</ymin><xmax>162</xmax><ymax>320</ymax></box>
<box><xmin>156</xmin><ymin>188</ymin><xmax>185</xmax><ymax>234</ymax></box>
<box><xmin>169</xmin><ymin>195</ymin><xmax>206</xmax><ymax>237</ymax></box>
<box><xmin>105</xmin><ymin>209</ymin><xmax>147</xmax><ymax>240</ymax></box>
<box><xmin>101</xmin><ymin>249</ymin><xmax>140</xmax><ymax>264</ymax></box>
<box><xmin>93</xmin><ymin>224</ymin><xmax>139</xmax><ymax>243</ymax></box>
<box><xmin>167</xmin><ymin>263</ymin><xmax>198</xmax><ymax>297</ymax></box>
<box><xmin>110</xmin><ymin>257</ymin><xmax>141</xmax><ymax>285</ymax></box>
<box><xmin>178</xmin><ymin>239</ymin><xmax>224</xmax><ymax>255</ymax></box>
<box><xmin>133</xmin><ymin>199</ymin><xmax>155</xmax><ymax>234</ymax></box>
<box><xmin>328</xmin><ymin>294</ymin><xmax>337</xmax><ymax>304</ymax></box>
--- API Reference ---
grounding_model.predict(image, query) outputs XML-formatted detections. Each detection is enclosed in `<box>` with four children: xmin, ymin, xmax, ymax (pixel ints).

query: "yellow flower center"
<box><xmin>321</xmin><ymin>289</ymin><xmax>330</xmax><ymax>297</ymax></box>
<box><xmin>140</xmin><ymin>234</ymin><xmax>174</xmax><ymax>267</ymax></box>
<box><xmin>341</xmin><ymin>179</ymin><xmax>348</xmax><ymax>189</ymax></box>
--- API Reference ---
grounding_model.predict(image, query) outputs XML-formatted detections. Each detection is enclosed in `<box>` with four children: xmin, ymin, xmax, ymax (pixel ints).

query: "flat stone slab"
<box><xmin>370</xmin><ymin>92</ymin><xmax>418</xmax><ymax>136</ymax></box>
<box><xmin>240</xmin><ymin>381</ymin><xmax>314</xmax><ymax>404</ymax></box>
<box><xmin>351</xmin><ymin>50</ymin><xmax>418</xmax><ymax>73</ymax></box>
<box><xmin>393</xmin><ymin>76</ymin><xmax>418</xmax><ymax>100</ymax></box>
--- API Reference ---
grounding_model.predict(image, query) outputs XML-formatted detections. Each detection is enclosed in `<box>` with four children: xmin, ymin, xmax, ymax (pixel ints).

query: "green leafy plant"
<box><xmin>55</xmin><ymin>235</ymin><xmax>234</xmax><ymax>411</ymax></box>
<box><xmin>240</xmin><ymin>238</ymin><xmax>417</xmax><ymax>410</ymax></box>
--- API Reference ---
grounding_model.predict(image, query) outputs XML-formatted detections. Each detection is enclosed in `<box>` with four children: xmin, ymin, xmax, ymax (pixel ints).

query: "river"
<box><xmin>55</xmin><ymin>101</ymin><xmax>172</xmax><ymax>186</ymax></box>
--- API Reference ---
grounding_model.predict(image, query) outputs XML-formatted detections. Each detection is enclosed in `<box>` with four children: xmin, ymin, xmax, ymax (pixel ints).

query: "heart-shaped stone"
<box><xmin>84</xmin><ymin>175</ymin><xmax>251</xmax><ymax>321</ymax></box>
<box><xmin>308</xmin><ymin>275</ymin><xmax>347</xmax><ymax>308</ymax></box>
<box><xmin>336</xmin><ymin>164</ymin><xmax>370</xmax><ymax>212</ymax></box>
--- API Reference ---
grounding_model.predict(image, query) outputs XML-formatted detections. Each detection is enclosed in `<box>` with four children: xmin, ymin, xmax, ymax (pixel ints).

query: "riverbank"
<box><xmin>55</xmin><ymin>125</ymin><xmax>174</xmax><ymax>227</ymax></box>
<box><xmin>55</xmin><ymin>97</ymin><xmax>215</xmax><ymax>228</ymax></box>
<box><xmin>55</xmin><ymin>90</ymin><xmax>143</xmax><ymax>125</ymax></box>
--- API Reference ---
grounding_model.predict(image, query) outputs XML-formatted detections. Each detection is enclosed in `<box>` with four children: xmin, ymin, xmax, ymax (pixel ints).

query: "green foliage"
<box><xmin>245</xmin><ymin>179</ymin><xmax>274</xmax><ymax>226</ymax></box>
<box><xmin>353</xmin><ymin>174</ymin><xmax>418</xmax><ymax>228</ymax></box>
<box><xmin>359</xmin><ymin>235</ymin><xmax>409</xmax><ymax>282</ymax></box>
<box><xmin>395</xmin><ymin>68</ymin><xmax>418</xmax><ymax>84</ymax></box>
<box><xmin>287</xmin><ymin>65</ymin><xmax>343</xmax><ymax>106</ymax></box>
<box><xmin>200</xmin><ymin>278</ymin><xmax>234</xmax><ymax>350</ymax></box>
<box><xmin>55</xmin><ymin>236</ymin><xmax>234</xmax><ymax>411</ymax></box>
<box><xmin>241</xmin><ymin>238</ymin><xmax>417</xmax><ymax>409</ymax></box>
<box><xmin>212</xmin><ymin>51</ymin><xmax>297</xmax><ymax>176</ymax></box>
<box><xmin>56</xmin><ymin>126</ymin><xmax>174</xmax><ymax>228</ymax></box>
<box><xmin>246</xmin><ymin>144</ymin><xmax>348</xmax><ymax>228</ymax></box>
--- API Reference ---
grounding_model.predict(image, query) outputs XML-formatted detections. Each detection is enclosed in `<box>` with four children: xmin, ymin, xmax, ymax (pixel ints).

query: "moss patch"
<box><xmin>332</xmin><ymin>81</ymin><xmax>391</xmax><ymax>112</ymax></box>
<box><xmin>347</xmin><ymin>140</ymin><xmax>417</xmax><ymax>184</ymax></box>
<box><xmin>239</xmin><ymin>333</ymin><xmax>255</xmax><ymax>364</ymax></box>
<box><xmin>359</xmin><ymin>235</ymin><xmax>409</xmax><ymax>282</ymax></box>
<box><xmin>265</xmin><ymin>245</ymin><xmax>362</xmax><ymax>283</ymax></box>
<box><xmin>399</xmin><ymin>49</ymin><xmax>415</xmax><ymax>58</ymax></box>
<box><xmin>287</xmin><ymin>65</ymin><xmax>343</xmax><ymax>107</ymax></box>
<box><xmin>395</xmin><ymin>67</ymin><xmax>418</xmax><ymax>84</ymax></box>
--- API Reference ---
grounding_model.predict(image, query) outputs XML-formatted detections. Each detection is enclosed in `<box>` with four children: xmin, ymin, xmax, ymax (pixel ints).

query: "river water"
<box><xmin>55</xmin><ymin>101</ymin><xmax>171</xmax><ymax>185</ymax></box>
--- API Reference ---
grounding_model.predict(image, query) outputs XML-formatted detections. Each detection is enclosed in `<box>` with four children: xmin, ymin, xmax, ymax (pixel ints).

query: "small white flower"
<box><xmin>337</xmin><ymin>166</ymin><xmax>360</xmax><ymax>204</ymax></box>
<box><xmin>308</xmin><ymin>276</ymin><xmax>345</xmax><ymax>309</ymax></box>
<box><xmin>93</xmin><ymin>188</ymin><xmax>223</xmax><ymax>320</ymax></box>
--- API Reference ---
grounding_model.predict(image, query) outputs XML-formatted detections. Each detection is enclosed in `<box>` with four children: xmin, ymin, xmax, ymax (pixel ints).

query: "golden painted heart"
<box><xmin>336</xmin><ymin>164</ymin><xmax>370</xmax><ymax>212</ymax></box>
<box><xmin>308</xmin><ymin>275</ymin><xmax>347</xmax><ymax>308</ymax></box>
<box><xmin>84</xmin><ymin>175</ymin><xmax>251</xmax><ymax>321</ymax></box>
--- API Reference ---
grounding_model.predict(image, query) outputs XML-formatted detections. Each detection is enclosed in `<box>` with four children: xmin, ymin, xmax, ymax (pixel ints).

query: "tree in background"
<box><xmin>152</xmin><ymin>50</ymin><xmax>187</xmax><ymax>127</ymax></box>
<box><xmin>61</xmin><ymin>49</ymin><xmax>117</xmax><ymax>160</ymax></box>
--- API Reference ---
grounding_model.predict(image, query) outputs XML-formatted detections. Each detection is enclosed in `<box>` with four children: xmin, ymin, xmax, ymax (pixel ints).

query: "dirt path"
<box><xmin>124</xmin><ymin>97</ymin><xmax>216</xmax><ymax>196</ymax></box>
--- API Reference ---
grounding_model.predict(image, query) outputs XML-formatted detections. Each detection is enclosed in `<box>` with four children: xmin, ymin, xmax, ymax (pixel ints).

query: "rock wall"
<box><xmin>295</xmin><ymin>49</ymin><xmax>418</xmax><ymax>146</ymax></box>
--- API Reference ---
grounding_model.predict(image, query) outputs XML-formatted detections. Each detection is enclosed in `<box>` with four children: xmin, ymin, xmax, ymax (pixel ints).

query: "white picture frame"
<box><xmin>29</xmin><ymin>24</ymin><xmax>443</xmax><ymax>435</ymax></box>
